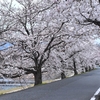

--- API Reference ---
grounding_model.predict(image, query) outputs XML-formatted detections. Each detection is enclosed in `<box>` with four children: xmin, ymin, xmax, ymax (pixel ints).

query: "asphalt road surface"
<box><xmin>1</xmin><ymin>68</ymin><xmax>100</xmax><ymax>100</ymax></box>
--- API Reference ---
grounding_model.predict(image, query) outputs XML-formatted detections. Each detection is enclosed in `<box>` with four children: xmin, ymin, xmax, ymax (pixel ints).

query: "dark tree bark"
<box><xmin>34</xmin><ymin>68</ymin><xmax>42</xmax><ymax>86</ymax></box>
<box><xmin>61</xmin><ymin>72</ymin><xmax>66</xmax><ymax>79</ymax></box>
<box><xmin>74</xmin><ymin>69</ymin><xmax>78</xmax><ymax>75</ymax></box>
<box><xmin>85</xmin><ymin>67</ymin><xmax>88</xmax><ymax>72</ymax></box>
<box><xmin>89</xmin><ymin>66</ymin><xmax>92</xmax><ymax>71</ymax></box>
<box><xmin>73</xmin><ymin>58</ymin><xmax>78</xmax><ymax>75</ymax></box>
<box><xmin>79</xmin><ymin>11</ymin><xmax>100</xmax><ymax>27</ymax></box>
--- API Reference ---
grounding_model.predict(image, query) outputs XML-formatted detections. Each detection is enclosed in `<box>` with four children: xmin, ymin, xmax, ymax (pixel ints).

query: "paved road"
<box><xmin>0</xmin><ymin>68</ymin><xmax>100</xmax><ymax>100</ymax></box>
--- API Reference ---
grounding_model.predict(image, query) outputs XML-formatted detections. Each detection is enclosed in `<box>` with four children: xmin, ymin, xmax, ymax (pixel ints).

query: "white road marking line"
<box><xmin>90</xmin><ymin>88</ymin><xmax>100</xmax><ymax>100</ymax></box>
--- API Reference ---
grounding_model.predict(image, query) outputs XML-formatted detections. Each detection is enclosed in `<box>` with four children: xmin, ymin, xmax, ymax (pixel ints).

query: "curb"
<box><xmin>90</xmin><ymin>88</ymin><xmax>100</xmax><ymax>100</ymax></box>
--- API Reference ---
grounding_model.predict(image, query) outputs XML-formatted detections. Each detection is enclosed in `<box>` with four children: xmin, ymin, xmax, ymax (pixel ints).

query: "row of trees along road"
<box><xmin>0</xmin><ymin>0</ymin><xmax>100</xmax><ymax>85</ymax></box>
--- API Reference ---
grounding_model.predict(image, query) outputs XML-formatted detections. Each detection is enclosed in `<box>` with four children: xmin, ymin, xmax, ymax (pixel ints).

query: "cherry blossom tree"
<box><xmin>0</xmin><ymin>0</ymin><xmax>71</xmax><ymax>85</ymax></box>
<box><xmin>0</xmin><ymin>0</ymin><xmax>99</xmax><ymax>85</ymax></box>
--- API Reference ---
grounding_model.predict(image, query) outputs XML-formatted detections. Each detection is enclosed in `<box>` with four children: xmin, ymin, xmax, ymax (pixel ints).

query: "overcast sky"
<box><xmin>0</xmin><ymin>0</ymin><xmax>40</xmax><ymax>9</ymax></box>
<box><xmin>0</xmin><ymin>0</ymin><xmax>39</xmax><ymax>4</ymax></box>
<box><xmin>95</xmin><ymin>39</ymin><xmax>100</xmax><ymax>44</ymax></box>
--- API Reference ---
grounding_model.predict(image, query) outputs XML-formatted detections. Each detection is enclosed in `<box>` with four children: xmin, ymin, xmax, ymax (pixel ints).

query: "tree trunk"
<box><xmin>61</xmin><ymin>72</ymin><xmax>66</xmax><ymax>79</ymax></box>
<box><xmin>85</xmin><ymin>67</ymin><xmax>88</xmax><ymax>72</ymax></box>
<box><xmin>34</xmin><ymin>68</ymin><xmax>42</xmax><ymax>86</ymax></box>
<box><xmin>74</xmin><ymin>69</ymin><xmax>78</xmax><ymax>75</ymax></box>
<box><xmin>73</xmin><ymin>58</ymin><xmax>78</xmax><ymax>75</ymax></box>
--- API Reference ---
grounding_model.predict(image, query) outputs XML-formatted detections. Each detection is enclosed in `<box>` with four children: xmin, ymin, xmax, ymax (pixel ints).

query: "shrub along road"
<box><xmin>0</xmin><ymin>68</ymin><xmax>100</xmax><ymax>100</ymax></box>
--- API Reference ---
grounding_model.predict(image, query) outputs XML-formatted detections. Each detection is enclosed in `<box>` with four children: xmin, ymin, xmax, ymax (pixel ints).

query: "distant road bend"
<box><xmin>0</xmin><ymin>68</ymin><xmax>100</xmax><ymax>100</ymax></box>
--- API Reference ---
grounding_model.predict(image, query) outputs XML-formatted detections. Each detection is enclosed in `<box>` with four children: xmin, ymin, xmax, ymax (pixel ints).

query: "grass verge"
<box><xmin>0</xmin><ymin>84</ymin><xmax>34</xmax><ymax>95</ymax></box>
